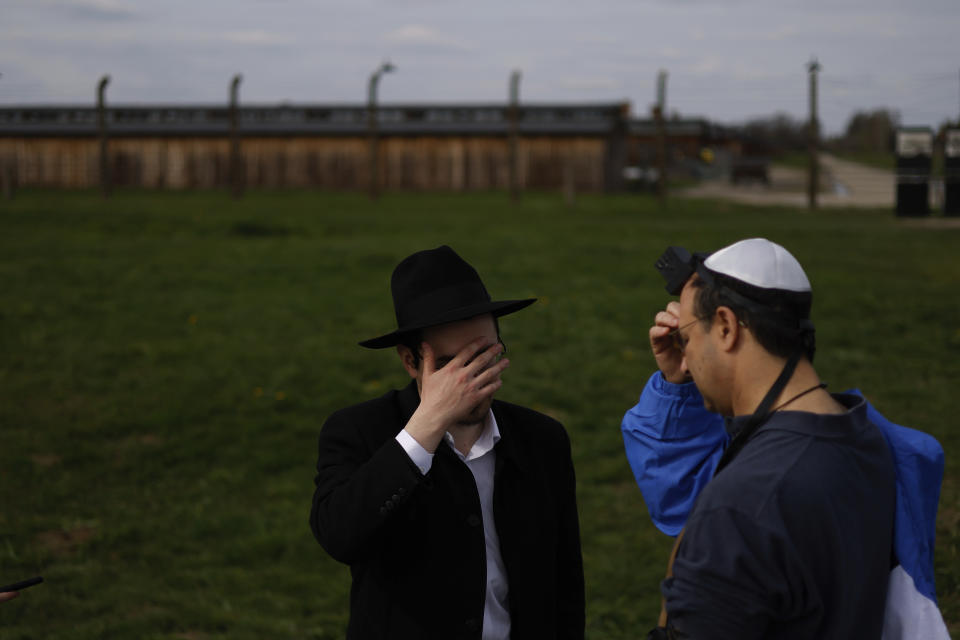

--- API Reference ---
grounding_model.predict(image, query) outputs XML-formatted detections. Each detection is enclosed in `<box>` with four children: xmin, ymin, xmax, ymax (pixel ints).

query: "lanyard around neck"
<box><xmin>714</xmin><ymin>350</ymin><xmax>802</xmax><ymax>476</ymax></box>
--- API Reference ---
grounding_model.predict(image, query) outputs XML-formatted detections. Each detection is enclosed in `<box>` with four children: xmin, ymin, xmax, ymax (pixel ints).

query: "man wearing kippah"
<box><xmin>622</xmin><ymin>238</ymin><xmax>947</xmax><ymax>639</ymax></box>
<box><xmin>310</xmin><ymin>245</ymin><xmax>584</xmax><ymax>640</ymax></box>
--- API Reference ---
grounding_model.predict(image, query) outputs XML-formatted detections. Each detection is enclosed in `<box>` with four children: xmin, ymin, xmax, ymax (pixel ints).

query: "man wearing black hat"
<box><xmin>625</xmin><ymin>239</ymin><xmax>896</xmax><ymax>639</ymax></box>
<box><xmin>309</xmin><ymin>246</ymin><xmax>584</xmax><ymax>640</ymax></box>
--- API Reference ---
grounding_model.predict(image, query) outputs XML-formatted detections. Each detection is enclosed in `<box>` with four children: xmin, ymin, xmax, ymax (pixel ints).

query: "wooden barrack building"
<box><xmin>0</xmin><ymin>102</ymin><xmax>718</xmax><ymax>193</ymax></box>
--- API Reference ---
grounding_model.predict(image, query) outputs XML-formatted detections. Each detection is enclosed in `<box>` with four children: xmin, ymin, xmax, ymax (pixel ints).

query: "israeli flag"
<box><xmin>864</xmin><ymin>401</ymin><xmax>950</xmax><ymax>640</ymax></box>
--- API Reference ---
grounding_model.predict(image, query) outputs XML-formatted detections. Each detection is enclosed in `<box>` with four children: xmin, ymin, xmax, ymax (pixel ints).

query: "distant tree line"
<box><xmin>720</xmin><ymin>108</ymin><xmax>904</xmax><ymax>156</ymax></box>
<box><xmin>724</xmin><ymin>112</ymin><xmax>807</xmax><ymax>155</ymax></box>
<box><xmin>829</xmin><ymin>108</ymin><xmax>900</xmax><ymax>154</ymax></box>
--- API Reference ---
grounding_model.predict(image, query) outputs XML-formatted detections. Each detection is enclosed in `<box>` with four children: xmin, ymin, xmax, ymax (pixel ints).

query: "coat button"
<box><xmin>398</xmin><ymin>487</ymin><xmax>406</xmax><ymax>495</ymax></box>
<box><xmin>385</xmin><ymin>500</ymin><xmax>394</xmax><ymax>509</ymax></box>
<box><xmin>379</xmin><ymin>507</ymin><xmax>387</xmax><ymax>516</ymax></box>
<box><xmin>466</xmin><ymin>514</ymin><xmax>481</xmax><ymax>527</ymax></box>
<box><xmin>464</xmin><ymin>617</ymin><xmax>480</xmax><ymax>632</ymax></box>
<box><xmin>391</xmin><ymin>493</ymin><xmax>400</xmax><ymax>502</ymax></box>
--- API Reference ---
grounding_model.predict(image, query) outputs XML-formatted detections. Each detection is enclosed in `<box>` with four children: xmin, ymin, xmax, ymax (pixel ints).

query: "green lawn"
<box><xmin>1</xmin><ymin>189</ymin><xmax>958</xmax><ymax>639</ymax></box>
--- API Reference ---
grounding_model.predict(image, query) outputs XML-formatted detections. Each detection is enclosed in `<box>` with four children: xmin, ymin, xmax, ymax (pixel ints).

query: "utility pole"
<box><xmin>807</xmin><ymin>58</ymin><xmax>820</xmax><ymax>210</ymax></box>
<box><xmin>508</xmin><ymin>70</ymin><xmax>521</xmax><ymax>203</ymax></box>
<box><xmin>97</xmin><ymin>75</ymin><xmax>111</xmax><ymax>198</ymax></box>
<box><xmin>367</xmin><ymin>61</ymin><xmax>396</xmax><ymax>199</ymax></box>
<box><xmin>229</xmin><ymin>74</ymin><xmax>243</xmax><ymax>198</ymax></box>
<box><xmin>0</xmin><ymin>72</ymin><xmax>11</xmax><ymax>200</ymax></box>
<box><xmin>654</xmin><ymin>69</ymin><xmax>668</xmax><ymax>205</ymax></box>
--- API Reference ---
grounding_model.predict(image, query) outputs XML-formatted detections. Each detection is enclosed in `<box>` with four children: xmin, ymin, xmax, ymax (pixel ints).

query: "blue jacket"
<box><xmin>622</xmin><ymin>372</ymin><xmax>946</xmax><ymax>611</ymax></box>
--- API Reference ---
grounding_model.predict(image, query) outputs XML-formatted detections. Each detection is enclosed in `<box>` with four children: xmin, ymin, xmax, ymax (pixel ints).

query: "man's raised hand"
<box><xmin>404</xmin><ymin>338</ymin><xmax>508</xmax><ymax>452</ymax></box>
<box><xmin>649</xmin><ymin>301</ymin><xmax>689</xmax><ymax>384</ymax></box>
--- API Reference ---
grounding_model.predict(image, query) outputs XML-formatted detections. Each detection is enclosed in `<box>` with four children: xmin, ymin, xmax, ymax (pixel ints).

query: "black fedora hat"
<box><xmin>359</xmin><ymin>245</ymin><xmax>536</xmax><ymax>349</ymax></box>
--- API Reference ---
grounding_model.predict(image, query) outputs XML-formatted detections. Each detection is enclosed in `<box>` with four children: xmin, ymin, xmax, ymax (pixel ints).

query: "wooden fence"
<box><xmin>0</xmin><ymin>135</ymin><xmax>610</xmax><ymax>191</ymax></box>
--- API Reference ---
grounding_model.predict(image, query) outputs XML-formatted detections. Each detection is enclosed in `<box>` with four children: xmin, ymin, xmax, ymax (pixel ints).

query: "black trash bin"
<box><xmin>944</xmin><ymin>129</ymin><xmax>960</xmax><ymax>216</ymax></box>
<box><xmin>895</xmin><ymin>127</ymin><xmax>932</xmax><ymax>217</ymax></box>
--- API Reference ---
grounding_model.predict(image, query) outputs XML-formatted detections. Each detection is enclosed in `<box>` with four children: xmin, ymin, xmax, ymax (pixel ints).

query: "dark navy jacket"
<box><xmin>662</xmin><ymin>393</ymin><xmax>895</xmax><ymax>639</ymax></box>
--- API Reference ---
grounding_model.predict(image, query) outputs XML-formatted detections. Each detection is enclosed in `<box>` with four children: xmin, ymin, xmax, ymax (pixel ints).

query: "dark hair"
<box><xmin>398</xmin><ymin>317</ymin><xmax>502</xmax><ymax>369</ymax></box>
<box><xmin>691</xmin><ymin>272</ymin><xmax>816</xmax><ymax>361</ymax></box>
<box><xmin>398</xmin><ymin>329</ymin><xmax>426</xmax><ymax>368</ymax></box>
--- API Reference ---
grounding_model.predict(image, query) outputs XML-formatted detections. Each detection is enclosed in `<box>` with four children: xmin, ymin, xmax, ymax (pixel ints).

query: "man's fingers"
<box><xmin>450</xmin><ymin>336</ymin><xmax>492</xmax><ymax>369</ymax></box>
<box><xmin>422</xmin><ymin>336</ymin><xmax>504</xmax><ymax>401</ymax></box>
<box><xmin>651</xmin><ymin>303</ymin><xmax>682</xmax><ymax>352</ymax></box>
<box><xmin>473</xmin><ymin>357</ymin><xmax>509</xmax><ymax>389</ymax></box>
<box><xmin>477</xmin><ymin>376</ymin><xmax>503</xmax><ymax>396</ymax></box>
<box><xmin>650</xmin><ymin>325</ymin><xmax>671</xmax><ymax>340</ymax></box>
<box><xmin>464</xmin><ymin>342</ymin><xmax>504</xmax><ymax>377</ymax></box>
<box><xmin>654</xmin><ymin>309</ymin><xmax>679</xmax><ymax>330</ymax></box>
<box><xmin>474</xmin><ymin>362</ymin><xmax>507</xmax><ymax>395</ymax></box>
<box><xmin>421</xmin><ymin>342</ymin><xmax>435</xmax><ymax>375</ymax></box>
<box><xmin>649</xmin><ymin>326</ymin><xmax>677</xmax><ymax>356</ymax></box>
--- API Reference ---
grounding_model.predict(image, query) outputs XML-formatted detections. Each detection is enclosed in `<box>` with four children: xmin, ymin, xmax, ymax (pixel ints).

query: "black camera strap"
<box><xmin>714</xmin><ymin>349</ymin><xmax>802</xmax><ymax>476</ymax></box>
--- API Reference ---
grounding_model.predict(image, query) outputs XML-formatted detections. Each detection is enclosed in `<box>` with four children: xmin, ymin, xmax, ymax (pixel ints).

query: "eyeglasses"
<box><xmin>668</xmin><ymin>319</ymin><xmax>700</xmax><ymax>354</ymax></box>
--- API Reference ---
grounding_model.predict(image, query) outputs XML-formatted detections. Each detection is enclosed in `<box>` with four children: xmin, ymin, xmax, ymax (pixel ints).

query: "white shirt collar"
<box><xmin>444</xmin><ymin>410</ymin><xmax>500</xmax><ymax>462</ymax></box>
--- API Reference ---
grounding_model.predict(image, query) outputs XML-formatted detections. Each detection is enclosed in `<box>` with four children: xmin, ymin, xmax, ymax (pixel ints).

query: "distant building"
<box><xmin>0</xmin><ymin>102</ymin><xmax>719</xmax><ymax>192</ymax></box>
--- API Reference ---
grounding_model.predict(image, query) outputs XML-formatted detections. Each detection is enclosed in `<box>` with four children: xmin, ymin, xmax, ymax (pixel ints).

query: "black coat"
<box><xmin>310</xmin><ymin>382</ymin><xmax>585</xmax><ymax>640</ymax></box>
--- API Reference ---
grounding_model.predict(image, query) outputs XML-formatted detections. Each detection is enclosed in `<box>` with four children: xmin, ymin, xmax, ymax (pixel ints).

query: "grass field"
<box><xmin>1</xmin><ymin>189</ymin><xmax>958</xmax><ymax>639</ymax></box>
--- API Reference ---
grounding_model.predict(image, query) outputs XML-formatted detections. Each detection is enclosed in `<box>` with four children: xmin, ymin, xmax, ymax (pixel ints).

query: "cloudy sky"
<box><xmin>2</xmin><ymin>0</ymin><xmax>957</xmax><ymax>134</ymax></box>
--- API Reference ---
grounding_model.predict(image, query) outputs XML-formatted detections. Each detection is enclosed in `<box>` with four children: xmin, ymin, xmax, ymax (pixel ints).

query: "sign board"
<box><xmin>946</xmin><ymin>129</ymin><xmax>960</xmax><ymax>158</ymax></box>
<box><xmin>896</xmin><ymin>129</ymin><xmax>933</xmax><ymax>157</ymax></box>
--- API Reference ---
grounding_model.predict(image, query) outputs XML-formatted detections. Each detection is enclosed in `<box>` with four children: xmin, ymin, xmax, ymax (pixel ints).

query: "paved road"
<box><xmin>679</xmin><ymin>154</ymin><xmax>896</xmax><ymax>208</ymax></box>
<box><xmin>820</xmin><ymin>155</ymin><xmax>897</xmax><ymax>206</ymax></box>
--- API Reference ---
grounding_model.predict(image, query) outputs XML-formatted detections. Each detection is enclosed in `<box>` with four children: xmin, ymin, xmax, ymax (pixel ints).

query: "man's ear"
<box><xmin>397</xmin><ymin>345</ymin><xmax>419</xmax><ymax>379</ymax></box>
<box><xmin>713</xmin><ymin>306</ymin><xmax>741</xmax><ymax>352</ymax></box>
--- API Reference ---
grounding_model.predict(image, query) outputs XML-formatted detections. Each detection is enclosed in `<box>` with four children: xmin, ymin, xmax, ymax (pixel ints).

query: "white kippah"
<box><xmin>703</xmin><ymin>238</ymin><xmax>811</xmax><ymax>292</ymax></box>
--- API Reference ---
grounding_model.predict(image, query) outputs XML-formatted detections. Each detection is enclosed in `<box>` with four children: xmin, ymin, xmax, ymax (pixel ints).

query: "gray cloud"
<box><xmin>57</xmin><ymin>0</ymin><xmax>139</xmax><ymax>21</ymax></box>
<box><xmin>384</xmin><ymin>25</ymin><xmax>474</xmax><ymax>53</ymax></box>
<box><xmin>1</xmin><ymin>0</ymin><xmax>958</xmax><ymax>133</ymax></box>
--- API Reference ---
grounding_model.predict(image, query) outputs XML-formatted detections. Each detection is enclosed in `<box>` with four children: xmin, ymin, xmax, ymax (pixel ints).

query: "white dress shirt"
<box><xmin>396</xmin><ymin>412</ymin><xmax>511</xmax><ymax>640</ymax></box>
